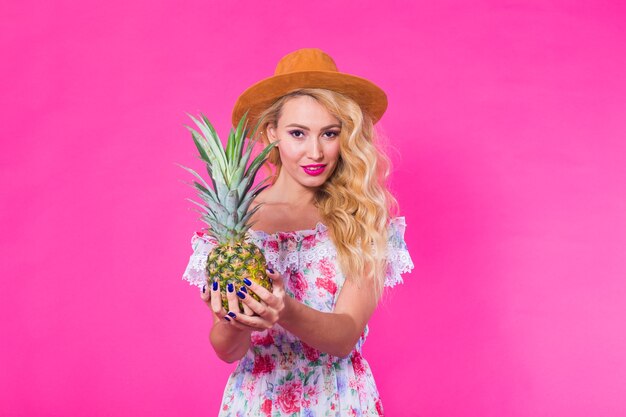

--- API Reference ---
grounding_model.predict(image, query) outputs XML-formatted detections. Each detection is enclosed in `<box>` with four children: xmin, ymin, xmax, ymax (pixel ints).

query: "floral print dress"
<box><xmin>182</xmin><ymin>216</ymin><xmax>414</xmax><ymax>417</ymax></box>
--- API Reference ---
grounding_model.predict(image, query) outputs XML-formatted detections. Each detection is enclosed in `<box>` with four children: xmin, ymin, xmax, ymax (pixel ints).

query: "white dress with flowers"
<box><xmin>182</xmin><ymin>216</ymin><xmax>414</xmax><ymax>417</ymax></box>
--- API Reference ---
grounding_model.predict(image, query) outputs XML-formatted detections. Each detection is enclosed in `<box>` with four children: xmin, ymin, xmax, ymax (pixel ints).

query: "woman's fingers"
<box><xmin>210</xmin><ymin>309</ymin><xmax>249</xmax><ymax>330</ymax></box>
<box><xmin>228</xmin><ymin>309</ymin><xmax>273</xmax><ymax>331</ymax></box>
<box><xmin>206</xmin><ymin>269</ymin><xmax>283</xmax><ymax>327</ymax></box>
<box><xmin>239</xmin><ymin>287</ymin><xmax>255</xmax><ymax>316</ymax></box>
<box><xmin>267</xmin><ymin>269</ymin><xmax>285</xmax><ymax>290</ymax></box>
<box><xmin>209</xmin><ymin>279</ymin><xmax>228</xmax><ymax>319</ymax></box>
<box><xmin>226</xmin><ymin>317</ymin><xmax>257</xmax><ymax>332</ymax></box>
<box><xmin>216</xmin><ymin>288</ymin><xmax>271</xmax><ymax>331</ymax></box>
<box><xmin>243</xmin><ymin>271</ymin><xmax>280</xmax><ymax>307</ymax></box>
<box><xmin>238</xmin><ymin>288</ymin><xmax>271</xmax><ymax>318</ymax></box>
<box><xmin>200</xmin><ymin>284</ymin><xmax>210</xmax><ymax>306</ymax></box>
<box><xmin>225</xmin><ymin>282</ymin><xmax>243</xmax><ymax>321</ymax></box>
<box><xmin>206</xmin><ymin>278</ymin><xmax>260</xmax><ymax>327</ymax></box>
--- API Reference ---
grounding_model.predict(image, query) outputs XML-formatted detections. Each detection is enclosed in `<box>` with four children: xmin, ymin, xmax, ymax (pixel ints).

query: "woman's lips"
<box><xmin>302</xmin><ymin>164</ymin><xmax>326</xmax><ymax>176</ymax></box>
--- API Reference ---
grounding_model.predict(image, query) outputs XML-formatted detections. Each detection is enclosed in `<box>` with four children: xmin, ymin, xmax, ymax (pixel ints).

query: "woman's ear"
<box><xmin>267</xmin><ymin>125</ymin><xmax>279</xmax><ymax>146</ymax></box>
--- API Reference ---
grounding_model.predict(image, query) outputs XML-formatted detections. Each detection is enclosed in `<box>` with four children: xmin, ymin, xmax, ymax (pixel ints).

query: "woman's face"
<box><xmin>267</xmin><ymin>95</ymin><xmax>342</xmax><ymax>188</ymax></box>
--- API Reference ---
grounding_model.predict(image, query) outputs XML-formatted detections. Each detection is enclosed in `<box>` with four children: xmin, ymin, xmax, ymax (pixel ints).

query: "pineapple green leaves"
<box><xmin>178</xmin><ymin>111</ymin><xmax>278</xmax><ymax>244</ymax></box>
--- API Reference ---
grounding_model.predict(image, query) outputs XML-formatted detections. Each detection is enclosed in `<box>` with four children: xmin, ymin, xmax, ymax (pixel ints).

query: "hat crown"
<box><xmin>274</xmin><ymin>48</ymin><xmax>339</xmax><ymax>75</ymax></box>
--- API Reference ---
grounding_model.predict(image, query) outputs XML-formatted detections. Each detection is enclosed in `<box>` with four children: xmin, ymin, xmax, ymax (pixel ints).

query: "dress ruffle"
<box><xmin>181</xmin><ymin>216</ymin><xmax>414</xmax><ymax>289</ymax></box>
<box><xmin>383</xmin><ymin>216</ymin><xmax>415</xmax><ymax>287</ymax></box>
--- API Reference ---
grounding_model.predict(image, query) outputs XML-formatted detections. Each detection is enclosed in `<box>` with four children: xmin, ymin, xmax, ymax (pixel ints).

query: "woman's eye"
<box><xmin>288</xmin><ymin>130</ymin><xmax>338</xmax><ymax>139</ymax></box>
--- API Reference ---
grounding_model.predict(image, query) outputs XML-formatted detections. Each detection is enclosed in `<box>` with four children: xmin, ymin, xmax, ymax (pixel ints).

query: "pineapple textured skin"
<box><xmin>206</xmin><ymin>241</ymin><xmax>272</xmax><ymax>311</ymax></box>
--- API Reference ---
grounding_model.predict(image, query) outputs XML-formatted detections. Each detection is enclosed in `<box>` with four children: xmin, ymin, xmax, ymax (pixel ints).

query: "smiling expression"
<box><xmin>267</xmin><ymin>95</ymin><xmax>342</xmax><ymax>188</ymax></box>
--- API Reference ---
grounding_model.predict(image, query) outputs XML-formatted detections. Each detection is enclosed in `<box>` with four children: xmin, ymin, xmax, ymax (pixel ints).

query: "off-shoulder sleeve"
<box><xmin>182</xmin><ymin>231</ymin><xmax>218</xmax><ymax>288</ymax></box>
<box><xmin>384</xmin><ymin>216</ymin><xmax>415</xmax><ymax>287</ymax></box>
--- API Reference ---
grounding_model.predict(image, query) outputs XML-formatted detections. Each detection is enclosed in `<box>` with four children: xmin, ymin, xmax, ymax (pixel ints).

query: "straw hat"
<box><xmin>231</xmin><ymin>48</ymin><xmax>388</xmax><ymax>129</ymax></box>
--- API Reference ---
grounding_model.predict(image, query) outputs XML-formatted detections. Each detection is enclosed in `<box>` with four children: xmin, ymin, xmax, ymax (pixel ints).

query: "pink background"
<box><xmin>1</xmin><ymin>1</ymin><xmax>625</xmax><ymax>416</ymax></box>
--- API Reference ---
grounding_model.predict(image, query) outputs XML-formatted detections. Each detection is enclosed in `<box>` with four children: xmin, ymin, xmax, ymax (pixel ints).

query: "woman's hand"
<box><xmin>200</xmin><ymin>277</ymin><xmax>255</xmax><ymax>333</ymax></box>
<box><xmin>225</xmin><ymin>269</ymin><xmax>289</xmax><ymax>332</ymax></box>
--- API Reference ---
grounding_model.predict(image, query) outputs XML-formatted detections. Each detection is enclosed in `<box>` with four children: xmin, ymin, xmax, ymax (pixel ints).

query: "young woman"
<box><xmin>183</xmin><ymin>48</ymin><xmax>414</xmax><ymax>416</ymax></box>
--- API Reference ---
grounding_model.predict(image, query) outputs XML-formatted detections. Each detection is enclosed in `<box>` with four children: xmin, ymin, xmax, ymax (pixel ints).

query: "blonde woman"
<box><xmin>183</xmin><ymin>48</ymin><xmax>414</xmax><ymax>416</ymax></box>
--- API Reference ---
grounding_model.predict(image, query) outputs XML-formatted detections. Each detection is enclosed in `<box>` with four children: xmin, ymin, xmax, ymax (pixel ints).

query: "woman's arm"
<box><xmin>201</xmin><ymin>281</ymin><xmax>254</xmax><ymax>363</ymax></box>
<box><xmin>280</xmin><ymin>272</ymin><xmax>379</xmax><ymax>357</ymax></box>
<box><xmin>233</xmin><ymin>269</ymin><xmax>380</xmax><ymax>358</ymax></box>
<box><xmin>209</xmin><ymin>314</ymin><xmax>252</xmax><ymax>363</ymax></box>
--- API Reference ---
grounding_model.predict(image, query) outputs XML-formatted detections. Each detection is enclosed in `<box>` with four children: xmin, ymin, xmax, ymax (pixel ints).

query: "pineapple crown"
<box><xmin>178</xmin><ymin>111</ymin><xmax>278</xmax><ymax>244</ymax></box>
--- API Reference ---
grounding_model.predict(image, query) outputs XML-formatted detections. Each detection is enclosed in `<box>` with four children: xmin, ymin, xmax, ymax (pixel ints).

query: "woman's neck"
<box><xmin>265</xmin><ymin>169</ymin><xmax>318</xmax><ymax>208</ymax></box>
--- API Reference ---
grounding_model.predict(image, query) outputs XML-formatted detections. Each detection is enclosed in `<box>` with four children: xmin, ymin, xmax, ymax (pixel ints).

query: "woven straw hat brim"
<box><xmin>231</xmin><ymin>70</ymin><xmax>388</xmax><ymax>129</ymax></box>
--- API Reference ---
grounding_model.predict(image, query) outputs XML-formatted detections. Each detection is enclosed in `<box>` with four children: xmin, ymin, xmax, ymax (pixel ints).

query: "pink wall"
<box><xmin>2</xmin><ymin>1</ymin><xmax>625</xmax><ymax>416</ymax></box>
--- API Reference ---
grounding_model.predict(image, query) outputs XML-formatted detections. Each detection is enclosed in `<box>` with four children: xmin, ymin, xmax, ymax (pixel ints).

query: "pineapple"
<box><xmin>179</xmin><ymin>110</ymin><xmax>277</xmax><ymax>311</ymax></box>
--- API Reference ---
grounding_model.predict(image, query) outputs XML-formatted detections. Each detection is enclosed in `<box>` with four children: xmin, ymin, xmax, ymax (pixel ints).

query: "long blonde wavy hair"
<box><xmin>252</xmin><ymin>88</ymin><xmax>398</xmax><ymax>301</ymax></box>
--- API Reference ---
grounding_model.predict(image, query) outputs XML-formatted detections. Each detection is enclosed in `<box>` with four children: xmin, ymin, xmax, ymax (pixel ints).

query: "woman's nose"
<box><xmin>308</xmin><ymin>138</ymin><xmax>323</xmax><ymax>159</ymax></box>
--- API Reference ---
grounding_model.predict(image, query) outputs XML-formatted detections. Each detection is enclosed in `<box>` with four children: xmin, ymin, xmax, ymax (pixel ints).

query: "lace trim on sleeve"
<box><xmin>182</xmin><ymin>232</ymin><xmax>217</xmax><ymax>288</ymax></box>
<box><xmin>181</xmin><ymin>218</ymin><xmax>413</xmax><ymax>289</ymax></box>
<box><xmin>384</xmin><ymin>216</ymin><xmax>415</xmax><ymax>288</ymax></box>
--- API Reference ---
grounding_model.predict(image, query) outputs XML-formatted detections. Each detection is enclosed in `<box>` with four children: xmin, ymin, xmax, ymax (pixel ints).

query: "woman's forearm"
<box><xmin>209</xmin><ymin>318</ymin><xmax>252</xmax><ymax>363</ymax></box>
<box><xmin>278</xmin><ymin>297</ymin><xmax>361</xmax><ymax>358</ymax></box>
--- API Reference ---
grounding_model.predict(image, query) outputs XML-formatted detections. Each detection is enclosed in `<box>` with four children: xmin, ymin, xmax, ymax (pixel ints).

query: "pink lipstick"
<box><xmin>302</xmin><ymin>164</ymin><xmax>326</xmax><ymax>176</ymax></box>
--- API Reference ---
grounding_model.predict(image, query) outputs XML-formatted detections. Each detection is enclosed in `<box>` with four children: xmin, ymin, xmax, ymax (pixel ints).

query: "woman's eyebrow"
<box><xmin>285</xmin><ymin>123</ymin><xmax>341</xmax><ymax>130</ymax></box>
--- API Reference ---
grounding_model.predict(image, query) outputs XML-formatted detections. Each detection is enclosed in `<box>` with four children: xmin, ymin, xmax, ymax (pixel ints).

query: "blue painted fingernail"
<box><xmin>243</xmin><ymin>278</ymin><xmax>252</xmax><ymax>286</ymax></box>
<box><xmin>237</xmin><ymin>291</ymin><xmax>246</xmax><ymax>299</ymax></box>
<box><xmin>227</xmin><ymin>283</ymin><xmax>234</xmax><ymax>293</ymax></box>
<box><xmin>224</xmin><ymin>316</ymin><xmax>231</xmax><ymax>322</ymax></box>
<box><xmin>212</xmin><ymin>281</ymin><xmax>218</xmax><ymax>291</ymax></box>
<box><xmin>202</xmin><ymin>285</ymin><xmax>206</xmax><ymax>293</ymax></box>
<box><xmin>241</xmin><ymin>286</ymin><xmax>248</xmax><ymax>294</ymax></box>
<box><xmin>228</xmin><ymin>312</ymin><xmax>236</xmax><ymax>318</ymax></box>
<box><xmin>267</xmin><ymin>268</ymin><xmax>274</xmax><ymax>274</ymax></box>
